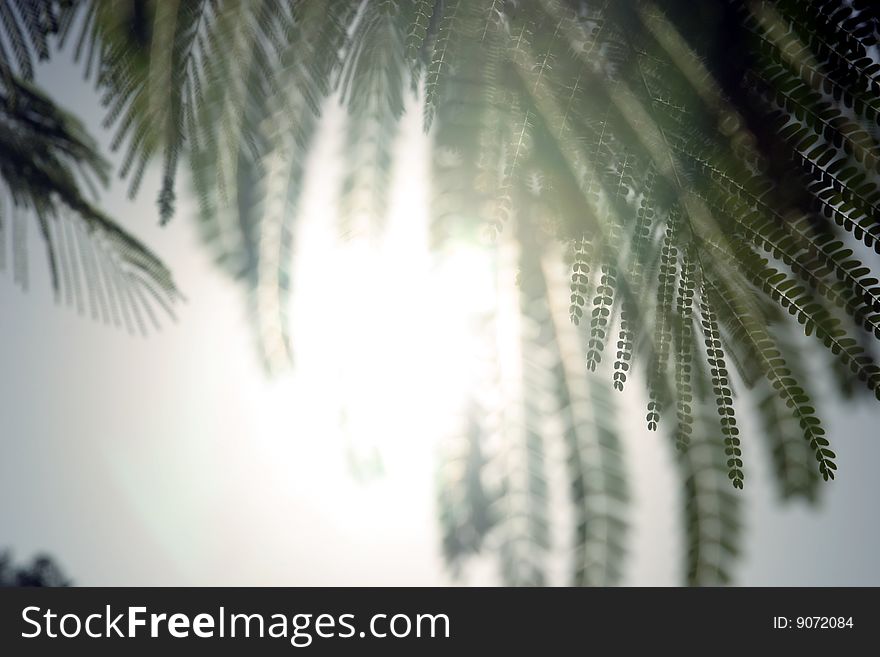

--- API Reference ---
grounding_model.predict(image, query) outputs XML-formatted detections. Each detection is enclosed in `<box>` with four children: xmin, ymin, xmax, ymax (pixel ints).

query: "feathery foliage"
<box><xmin>0</xmin><ymin>0</ymin><xmax>178</xmax><ymax>328</ymax></box>
<box><xmin>7</xmin><ymin>0</ymin><xmax>880</xmax><ymax>585</ymax></box>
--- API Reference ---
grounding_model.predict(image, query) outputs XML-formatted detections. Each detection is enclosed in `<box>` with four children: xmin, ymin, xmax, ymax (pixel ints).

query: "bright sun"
<box><xmin>279</xmin><ymin>96</ymin><xmax>498</xmax><ymax>476</ymax></box>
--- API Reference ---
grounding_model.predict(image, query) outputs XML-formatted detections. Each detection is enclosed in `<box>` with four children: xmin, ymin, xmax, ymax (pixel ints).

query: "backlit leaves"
<box><xmin>8</xmin><ymin>0</ymin><xmax>880</xmax><ymax>586</ymax></box>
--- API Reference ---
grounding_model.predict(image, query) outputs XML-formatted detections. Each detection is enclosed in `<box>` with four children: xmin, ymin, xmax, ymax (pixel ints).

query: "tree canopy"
<box><xmin>3</xmin><ymin>0</ymin><xmax>880</xmax><ymax>585</ymax></box>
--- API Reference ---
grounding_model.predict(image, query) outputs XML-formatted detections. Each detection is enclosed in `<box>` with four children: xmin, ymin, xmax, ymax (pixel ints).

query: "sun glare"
<box><xmin>276</xmin><ymin>98</ymin><xmax>498</xmax><ymax>478</ymax></box>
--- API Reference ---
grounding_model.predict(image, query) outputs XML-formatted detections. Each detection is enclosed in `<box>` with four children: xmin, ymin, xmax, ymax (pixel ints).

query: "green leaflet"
<box><xmin>699</xmin><ymin>279</ymin><xmax>744</xmax><ymax>489</ymax></box>
<box><xmin>673</xmin><ymin>245</ymin><xmax>697</xmax><ymax>451</ymax></box>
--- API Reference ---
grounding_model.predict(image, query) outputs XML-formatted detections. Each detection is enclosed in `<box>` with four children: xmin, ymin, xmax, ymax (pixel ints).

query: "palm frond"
<box><xmin>0</xmin><ymin>73</ymin><xmax>178</xmax><ymax>327</ymax></box>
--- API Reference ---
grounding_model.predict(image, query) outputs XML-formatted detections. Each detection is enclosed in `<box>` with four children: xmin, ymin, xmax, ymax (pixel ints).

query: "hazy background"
<box><xmin>1</xmin><ymin>48</ymin><xmax>878</xmax><ymax>586</ymax></box>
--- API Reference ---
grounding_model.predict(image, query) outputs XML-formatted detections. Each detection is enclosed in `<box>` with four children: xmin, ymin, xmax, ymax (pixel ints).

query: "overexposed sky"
<box><xmin>0</xmin><ymin>46</ymin><xmax>878</xmax><ymax>586</ymax></box>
